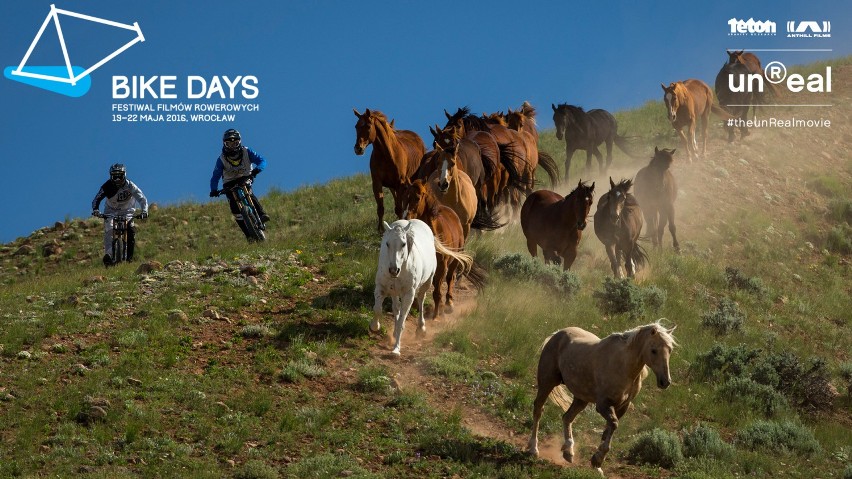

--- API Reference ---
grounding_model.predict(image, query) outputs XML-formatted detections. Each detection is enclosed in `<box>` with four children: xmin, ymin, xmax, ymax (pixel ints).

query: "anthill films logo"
<box><xmin>4</xmin><ymin>4</ymin><xmax>144</xmax><ymax>97</ymax></box>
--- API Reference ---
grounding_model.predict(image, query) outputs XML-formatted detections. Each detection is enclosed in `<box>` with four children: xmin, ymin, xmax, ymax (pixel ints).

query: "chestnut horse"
<box><xmin>353</xmin><ymin>108</ymin><xmax>426</xmax><ymax>233</ymax></box>
<box><xmin>660</xmin><ymin>80</ymin><xmax>730</xmax><ymax>162</ymax></box>
<box><xmin>426</xmin><ymin>144</ymin><xmax>479</xmax><ymax>239</ymax></box>
<box><xmin>634</xmin><ymin>147</ymin><xmax>680</xmax><ymax>251</ymax></box>
<box><xmin>528</xmin><ymin>322</ymin><xmax>676</xmax><ymax>473</ymax></box>
<box><xmin>593</xmin><ymin>178</ymin><xmax>647</xmax><ymax>278</ymax></box>
<box><xmin>520</xmin><ymin>181</ymin><xmax>595</xmax><ymax>270</ymax></box>
<box><xmin>403</xmin><ymin>180</ymin><xmax>486</xmax><ymax>318</ymax></box>
<box><xmin>506</xmin><ymin>103</ymin><xmax>560</xmax><ymax>188</ymax></box>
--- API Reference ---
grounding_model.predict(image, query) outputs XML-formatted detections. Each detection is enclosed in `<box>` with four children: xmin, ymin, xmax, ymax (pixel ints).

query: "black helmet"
<box><xmin>223</xmin><ymin>129</ymin><xmax>242</xmax><ymax>153</ymax></box>
<box><xmin>109</xmin><ymin>163</ymin><xmax>126</xmax><ymax>184</ymax></box>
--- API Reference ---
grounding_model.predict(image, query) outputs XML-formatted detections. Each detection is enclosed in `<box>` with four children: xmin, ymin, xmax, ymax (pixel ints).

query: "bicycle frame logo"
<box><xmin>4</xmin><ymin>4</ymin><xmax>144</xmax><ymax>97</ymax></box>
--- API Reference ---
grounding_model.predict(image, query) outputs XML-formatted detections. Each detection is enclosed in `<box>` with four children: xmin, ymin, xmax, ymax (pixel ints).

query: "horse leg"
<box><xmin>624</xmin><ymin>244</ymin><xmax>637</xmax><ymax>278</ymax></box>
<box><xmin>676</xmin><ymin>128</ymin><xmax>691</xmax><ymax>163</ymax></box>
<box><xmin>526</xmin><ymin>237</ymin><xmax>539</xmax><ymax>259</ymax></box>
<box><xmin>564</xmin><ymin>147</ymin><xmax>575</xmax><ymax>182</ymax></box>
<box><xmin>444</xmin><ymin>259</ymin><xmax>458</xmax><ymax>313</ymax></box>
<box><xmin>591</xmin><ymin>402</ymin><xmax>619</xmax><ymax>469</ymax></box>
<box><xmin>373</xmin><ymin>181</ymin><xmax>385</xmax><ymax>234</ymax></box>
<box><xmin>591</xmin><ymin>146</ymin><xmax>605</xmax><ymax>175</ymax></box>
<box><xmin>371</xmin><ymin>287</ymin><xmax>385</xmax><ymax>333</ymax></box>
<box><xmin>415</xmin><ymin>279</ymin><xmax>431</xmax><ymax>335</ymax></box>
<box><xmin>528</xmin><ymin>357</ymin><xmax>563</xmax><ymax>457</ymax></box>
<box><xmin>390</xmin><ymin>187</ymin><xmax>403</xmax><ymax>220</ymax></box>
<box><xmin>605</xmin><ymin>244</ymin><xmax>621</xmax><ymax>278</ymax></box>
<box><xmin>605</xmin><ymin>138</ymin><xmax>614</xmax><ymax>173</ymax></box>
<box><xmin>561</xmin><ymin>398</ymin><xmax>588</xmax><ymax>463</ymax></box>
<box><xmin>688</xmin><ymin>121</ymin><xmax>699</xmax><ymax>160</ymax></box>
<box><xmin>585</xmin><ymin>150</ymin><xmax>594</xmax><ymax>178</ymax></box>
<box><xmin>392</xmin><ymin>292</ymin><xmax>415</xmax><ymax>355</ymax></box>
<box><xmin>656</xmin><ymin>212</ymin><xmax>665</xmax><ymax>249</ymax></box>
<box><xmin>560</xmin><ymin>244</ymin><xmax>578</xmax><ymax>271</ymax></box>
<box><xmin>431</xmin><ymin>257</ymin><xmax>447</xmax><ymax>320</ymax></box>
<box><xmin>644</xmin><ymin>211</ymin><xmax>658</xmax><ymax>248</ymax></box>
<box><xmin>665</xmin><ymin>203</ymin><xmax>680</xmax><ymax>252</ymax></box>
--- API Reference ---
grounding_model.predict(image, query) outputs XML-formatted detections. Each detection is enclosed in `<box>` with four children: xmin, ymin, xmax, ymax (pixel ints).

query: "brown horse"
<box><xmin>520</xmin><ymin>181</ymin><xmax>595</xmax><ymax>270</ymax></box>
<box><xmin>506</xmin><ymin>103</ymin><xmax>560</xmax><ymax>188</ymax></box>
<box><xmin>353</xmin><ymin>108</ymin><xmax>426</xmax><ymax>233</ymax></box>
<box><xmin>426</xmin><ymin>144</ymin><xmax>479</xmax><ymax>240</ymax></box>
<box><xmin>427</xmin><ymin>125</ymin><xmax>488</xmax><ymax>200</ymax></box>
<box><xmin>660</xmin><ymin>80</ymin><xmax>729</xmax><ymax>162</ymax></box>
<box><xmin>528</xmin><ymin>322</ymin><xmax>676</xmax><ymax>473</ymax></box>
<box><xmin>635</xmin><ymin>147</ymin><xmax>680</xmax><ymax>251</ymax></box>
<box><xmin>403</xmin><ymin>180</ymin><xmax>485</xmax><ymax>318</ymax></box>
<box><xmin>593</xmin><ymin>178</ymin><xmax>647</xmax><ymax>278</ymax></box>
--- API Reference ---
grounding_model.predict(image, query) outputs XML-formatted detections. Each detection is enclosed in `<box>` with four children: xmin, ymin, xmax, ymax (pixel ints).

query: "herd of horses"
<box><xmin>355</xmin><ymin>50</ymin><xmax>768</xmax><ymax>473</ymax></box>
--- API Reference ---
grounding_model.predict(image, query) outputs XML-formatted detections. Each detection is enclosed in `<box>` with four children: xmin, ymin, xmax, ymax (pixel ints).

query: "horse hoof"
<box><xmin>391</xmin><ymin>349</ymin><xmax>401</xmax><ymax>356</ymax></box>
<box><xmin>416</xmin><ymin>326</ymin><xmax>426</xmax><ymax>336</ymax></box>
<box><xmin>369</xmin><ymin>322</ymin><xmax>381</xmax><ymax>333</ymax></box>
<box><xmin>562</xmin><ymin>451</ymin><xmax>573</xmax><ymax>463</ymax></box>
<box><xmin>445</xmin><ymin>304</ymin><xmax>454</xmax><ymax>314</ymax></box>
<box><xmin>591</xmin><ymin>452</ymin><xmax>604</xmax><ymax>468</ymax></box>
<box><xmin>528</xmin><ymin>447</ymin><xmax>539</xmax><ymax>457</ymax></box>
<box><xmin>595</xmin><ymin>467</ymin><xmax>605</xmax><ymax>477</ymax></box>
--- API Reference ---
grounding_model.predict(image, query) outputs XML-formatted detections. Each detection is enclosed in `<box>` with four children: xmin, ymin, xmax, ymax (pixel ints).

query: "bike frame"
<box><xmin>218</xmin><ymin>180</ymin><xmax>266</xmax><ymax>241</ymax></box>
<box><xmin>98</xmin><ymin>213</ymin><xmax>142</xmax><ymax>264</ymax></box>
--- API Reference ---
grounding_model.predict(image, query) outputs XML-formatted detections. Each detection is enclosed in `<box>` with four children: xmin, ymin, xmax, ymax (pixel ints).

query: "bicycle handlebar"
<box><xmin>215</xmin><ymin>178</ymin><xmax>253</xmax><ymax>197</ymax></box>
<box><xmin>95</xmin><ymin>213</ymin><xmax>146</xmax><ymax>220</ymax></box>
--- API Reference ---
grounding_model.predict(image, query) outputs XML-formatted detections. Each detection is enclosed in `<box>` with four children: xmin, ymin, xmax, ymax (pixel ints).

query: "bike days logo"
<box><xmin>787</xmin><ymin>20</ymin><xmax>831</xmax><ymax>38</ymax></box>
<box><xmin>728</xmin><ymin>18</ymin><xmax>776</xmax><ymax>36</ymax></box>
<box><xmin>4</xmin><ymin>5</ymin><xmax>144</xmax><ymax>97</ymax></box>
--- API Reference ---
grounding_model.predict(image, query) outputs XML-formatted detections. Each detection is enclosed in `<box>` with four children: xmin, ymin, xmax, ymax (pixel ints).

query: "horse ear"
<box><xmin>577</xmin><ymin>180</ymin><xmax>583</xmax><ymax>188</ymax></box>
<box><xmin>444</xmin><ymin>109</ymin><xmax>452</xmax><ymax>120</ymax></box>
<box><xmin>590</xmin><ymin>181</ymin><xmax>595</xmax><ymax>190</ymax></box>
<box><xmin>383</xmin><ymin>221</ymin><xmax>391</xmax><ymax>232</ymax></box>
<box><xmin>610</xmin><ymin>177</ymin><xmax>615</xmax><ymax>189</ymax></box>
<box><xmin>655</xmin><ymin>146</ymin><xmax>659</xmax><ymax>154</ymax></box>
<box><xmin>552</xmin><ymin>103</ymin><xmax>557</xmax><ymax>111</ymax></box>
<box><xmin>670</xmin><ymin>149</ymin><xmax>676</xmax><ymax>156</ymax></box>
<box><xmin>429</xmin><ymin>125</ymin><xmax>437</xmax><ymax>137</ymax></box>
<box><xmin>353</xmin><ymin>108</ymin><xmax>361</xmax><ymax>118</ymax></box>
<box><xmin>660</xmin><ymin>83</ymin><xmax>667</xmax><ymax>92</ymax></box>
<box><xmin>389</xmin><ymin>119</ymin><xmax>395</xmax><ymax>128</ymax></box>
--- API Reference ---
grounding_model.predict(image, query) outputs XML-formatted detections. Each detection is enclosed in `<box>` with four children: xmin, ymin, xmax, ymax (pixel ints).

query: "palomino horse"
<box><xmin>520</xmin><ymin>181</ymin><xmax>595</xmax><ymax>270</ymax></box>
<box><xmin>634</xmin><ymin>147</ymin><xmax>680</xmax><ymax>251</ymax></box>
<box><xmin>427</xmin><ymin>143</ymin><xmax>479</xmax><ymax>239</ymax></box>
<box><xmin>353</xmin><ymin>108</ymin><xmax>426</xmax><ymax>233</ymax></box>
<box><xmin>551</xmin><ymin>104</ymin><xmax>636</xmax><ymax>182</ymax></box>
<box><xmin>715</xmin><ymin>62</ymin><xmax>753</xmax><ymax>142</ymax></box>
<box><xmin>594</xmin><ymin>178</ymin><xmax>647</xmax><ymax>278</ymax></box>
<box><xmin>373</xmin><ymin>219</ymin><xmax>473</xmax><ymax>355</ymax></box>
<box><xmin>528</xmin><ymin>322</ymin><xmax>676</xmax><ymax>473</ymax></box>
<box><xmin>660</xmin><ymin>80</ymin><xmax>729</xmax><ymax>162</ymax></box>
<box><xmin>403</xmin><ymin>180</ymin><xmax>487</xmax><ymax>318</ymax></box>
<box><xmin>506</xmin><ymin>103</ymin><xmax>559</xmax><ymax>188</ymax></box>
<box><xmin>426</xmin><ymin>125</ymin><xmax>488</xmax><ymax>202</ymax></box>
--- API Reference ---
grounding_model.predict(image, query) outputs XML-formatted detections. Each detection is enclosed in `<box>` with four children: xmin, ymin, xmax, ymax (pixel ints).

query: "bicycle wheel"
<box><xmin>241</xmin><ymin>201</ymin><xmax>265</xmax><ymax>242</ymax></box>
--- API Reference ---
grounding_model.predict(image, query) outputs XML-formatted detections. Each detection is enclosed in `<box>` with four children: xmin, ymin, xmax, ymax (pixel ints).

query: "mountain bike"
<box><xmin>97</xmin><ymin>213</ymin><xmax>144</xmax><ymax>265</ymax></box>
<box><xmin>217</xmin><ymin>179</ymin><xmax>266</xmax><ymax>242</ymax></box>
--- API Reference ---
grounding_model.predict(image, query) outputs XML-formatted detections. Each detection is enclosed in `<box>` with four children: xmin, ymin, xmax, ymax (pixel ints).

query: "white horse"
<box><xmin>373</xmin><ymin>219</ymin><xmax>473</xmax><ymax>355</ymax></box>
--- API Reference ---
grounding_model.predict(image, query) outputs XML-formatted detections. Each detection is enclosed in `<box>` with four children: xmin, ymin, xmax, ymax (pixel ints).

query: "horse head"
<box><xmin>660</xmin><ymin>83</ymin><xmax>681</xmax><ymax>122</ymax></box>
<box><xmin>651</xmin><ymin>146</ymin><xmax>676</xmax><ymax>170</ymax></box>
<box><xmin>434</xmin><ymin>142</ymin><xmax>458</xmax><ymax>194</ymax></box>
<box><xmin>381</xmin><ymin>221</ymin><xmax>414</xmax><ymax>278</ymax></box>
<box><xmin>506</xmin><ymin>108</ymin><xmax>525</xmax><ymax>131</ymax></box>
<box><xmin>603</xmin><ymin>177</ymin><xmax>633</xmax><ymax>223</ymax></box>
<box><xmin>353</xmin><ymin>108</ymin><xmax>378</xmax><ymax>155</ymax></box>
<box><xmin>570</xmin><ymin>180</ymin><xmax>595</xmax><ymax>230</ymax></box>
<box><xmin>482</xmin><ymin>111</ymin><xmax>507</xmax><ymax>126</ymax></box>
<box><xmin>637</xmin><ymin>323</ymin><xmax>677</xmax><ymax>389</ymax></box>
<box><xmin>726</xmin><ymin>49</ymin><xmax>745</xmax><ymax>65</ymax></box>
<box><xmin>402</xmin><ymin>180</ymin><xmax>429</xmax><ymax>220</ymax></box>
<box><xmin>431</xmin><ymin>124</ymin><xmax>460</xmax><ymax>151</ymax></box>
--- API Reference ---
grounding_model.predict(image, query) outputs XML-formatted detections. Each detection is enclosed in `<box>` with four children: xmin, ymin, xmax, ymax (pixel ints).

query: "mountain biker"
<box><xmin>209</xmin><ymin>128</ymin><xmax>270</xmax><ymax>240</ymax></box>
<box><xmin>92</xmin><ymin>163</ymin><xmax>149</xmax><ymax>266</ymax></box>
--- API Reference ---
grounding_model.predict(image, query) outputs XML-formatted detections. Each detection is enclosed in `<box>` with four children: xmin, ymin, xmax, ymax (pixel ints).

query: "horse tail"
<box><xmin>471</xmin><ymin>205</ymin><xmax>506</xmax><ymax>231</ymax></box>
<box><xmin>538</xmin><ymin>332</ymin><xmax>573</xmax><ymax>412</ymax></box>
<box><xmin>462</xmin><ymin>261</ymin><xmax>488</xmax><ymax>291</ymax></box>
<box><xmin>710</xmin><ymin>103</ymin><xmax>735</xmax><ymax>120</ymax></box>
<box><xmin>498</xmin><ymin>143</ymin><xmax>531</xmax><ymax>192</ymax></box>
<box><xmin>613</xmin><ymin>133</ymin><xmax>645</xmax><ymax>160</ymax></box>
<box><xmin>632</xmin><ymin>241</ymin><xmax>649</xmax><ymax>270</ymax></box>
<box><xmin>434</xmin><ymin>238</ymin><xmax>473</xmax><ymax>273</ymax></box>
<box><xmin>537</xmin><ymin>151</ymin><xmax>559</xmax><ymax>187</ymax></box>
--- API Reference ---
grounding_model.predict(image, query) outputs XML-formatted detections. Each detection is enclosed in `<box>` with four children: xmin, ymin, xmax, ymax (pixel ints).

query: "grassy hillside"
<box><xmin>1</xmin><ymin>59</ymin><xmax>850</xmax><ymax>479</ymax></box>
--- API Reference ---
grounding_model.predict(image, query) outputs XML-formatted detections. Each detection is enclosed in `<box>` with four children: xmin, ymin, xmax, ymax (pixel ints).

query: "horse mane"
<box><xmin>618</xmin><ymin>320</ymin><xmax>678</xmax><ymax>349</ymax></box>
<box><xmin>671</xmin><ymin>82</ymin><xmax>690</xmax><ymax>103</ymax></box>
<box><xmin>564</xmin><ymin>180</ymin><xmax>594</xmax><ymax>202</ymax></box>
<box><xmin>520</xmin><ymin>101</ymin><xmax>536</xmax><ymax>118</ymax></box>
<box><xmin>614</xmin><ymin>178</ymin><xmax>633</xmax><ymax>192</ymax></box>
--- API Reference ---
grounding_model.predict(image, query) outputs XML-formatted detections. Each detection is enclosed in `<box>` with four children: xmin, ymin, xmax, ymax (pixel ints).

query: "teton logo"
<box><xmin>787</xmin><ymin>21</ymin><xmax>831</xmax><ymax>38</ymax></box>
<box><xmin>728</xmin><ymin>18</ymin><xmax>776</xmax><ymax>36</ymax></box>
<box><xmin>4</xmin><ymin>4</ymin><xmax>144</xmax><ymax>97</ymax></box>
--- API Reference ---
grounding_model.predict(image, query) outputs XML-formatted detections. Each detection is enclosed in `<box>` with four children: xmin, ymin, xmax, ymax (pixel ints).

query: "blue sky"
<box><xmin>1</xmin><ymin>1</ymin><xmax>849</xmax><ymax>243</ymax></box>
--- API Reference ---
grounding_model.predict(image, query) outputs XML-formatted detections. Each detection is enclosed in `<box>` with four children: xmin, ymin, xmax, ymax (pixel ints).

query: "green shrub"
<box><xmin>627</xmin><ymin>428</ymin><xmax>683</xmax><ymax>468</ymax></box>
<box><xmin>843</xmin><ymin>463</ymin><xmax>852</xmax><ymax>479</ymax></box>
<box><xmin>717</xmin><ymin>377</ymin><xmax>787</xmax><ymax>416</ymax></box>
<box><xmin>693</xmin><ymin>343</ymin><xmax>760</xmax><ymax>380</ymax></box>
<box><xmin>735</xmin><ymin>420</ymin><xmax>821</xmax><ymax>455</ymax></box>
<box><xmin>682</xmin><ymin>424</ymin><xmax>735</xmax><ymax>460</ymax></box>
<box><xmin>493</xmin><ymin>253</ymin><xmax>581</xmax><ymax>297</ymax></box>
<box><xmin>355</xmin><ymin>366</ymin><xmax>392</xmax><ymax>394</ymax></box>
<box><xmin>426</xmin><ymin>351</ymin><xmax>477</xmax><ymax>379</ymax></box>
<box><xmin>701</xmin><ymin>297</ymin><xmax>745</xmax><ymax>335</ymax></box>
<box><xmin>840</xmin><ymin>361</ymin><xmax>852</xmax><ymax>396</ymax></box>
<box><xmin>758</xmin><ymin>352</ymin><xmax>836</xmax><ymax>411</ymax></box>
<box><xmin>827</xmin><ymin>198</ymin><xmax>852</xmax><ymax>224</ymax></box>
<box><xmin>826</xmin><ymin>224</ymin><xmax>852</xmax><ymax>254</ymax></box>
<box><xmin>279</xmin><ymin>358</ymin><xmax>326</xmax><ymax>383</ymax></box>
<box><xmin>593</xmin><ymin>277</ymin><xmax>667</xmax><ymax>319</ymax></box>
<box><xmin>808</xmin><ymin>175</ymin><xmax>844</xmax><ymax>198</ymax></box>
<box><xmin>724</xmin><ymin>266</ymin><xmax>768</xmax><ymax>297</ymax></box>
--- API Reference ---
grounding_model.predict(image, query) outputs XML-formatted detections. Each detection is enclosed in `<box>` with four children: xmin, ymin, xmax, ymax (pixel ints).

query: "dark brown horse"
<box><xmin>593</xmin><ymin>178</ymin><xmax>647</xmax><ymax>278</ymax></box>
<box><xmin>634</xmin><ymin>147</ymin><xmax>679</xmax><ymax>251</ymax></box>
<box><xmin>403</xmin><ymin>180</ymin><xmax>486</xmax><ymax>318</ymax></box>
<box><xmin>353</xmin><ymin>108</ymin><xmax>426</xmax><ymax>233</ymax></box>
<box><xmin>520</xmin><ymin>181</ymin><xmax>595</xmax><ymax>270</ymax></box>
<box><xmin>551</xmin><ymin>104</ymin><xmax>637</xmax><ymax>182</ymax></box>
